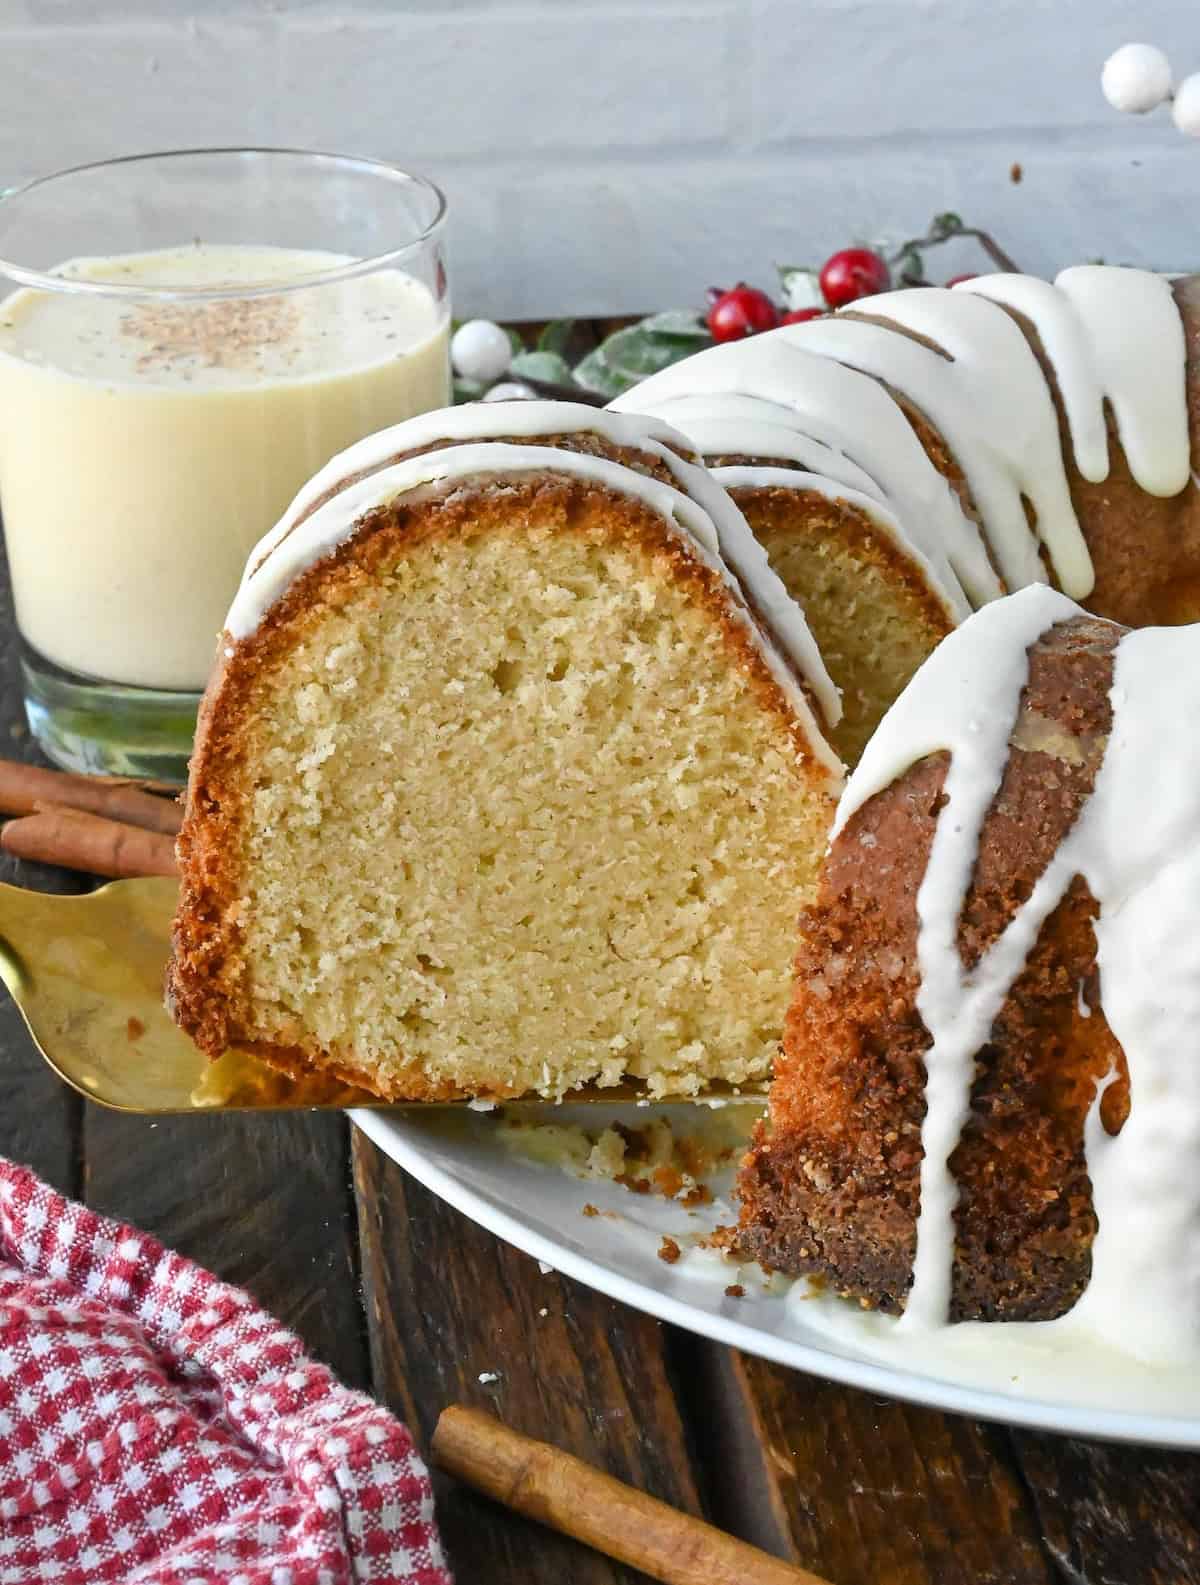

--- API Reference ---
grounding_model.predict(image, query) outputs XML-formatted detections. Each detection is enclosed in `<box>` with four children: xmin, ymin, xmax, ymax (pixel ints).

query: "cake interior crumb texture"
<box><xmin>187</xmin><ymin>483</ymin><xmax>835</xmax><ymax>1099</ymax></box>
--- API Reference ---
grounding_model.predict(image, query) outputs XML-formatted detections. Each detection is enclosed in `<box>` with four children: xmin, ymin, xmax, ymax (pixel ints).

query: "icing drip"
<box><xmin>612</xmin><ymin>339</ymin><xmax>996</xmax><ymax>611</ymax></box>
<box><xmin>958</xmin><ymin>267</ymin><xmax>1191</xmax><ymax>500</ymax></box>
<box><xmin>232</xmin><ymin>401</ymin><xmax>843</xmax><ymax>738</ymax></box>
<box><xmin>782</xmin><ymin>295</ymin><xmax>1086</xmax><ymax>596</ymax></box>
<box><xmin>1054</xmin><ymin>266</ymin><xmax>1190</xmax><ymax>498</ymax></box>
<box><xmin>953</xmin><ymin>274</ymin><xmax>1111</xmax><ymax>484</ymax></box>
<box><xmin>835</xmin><ymin>585</ymin><xmax>1081</xmax><ymax>1328</ymax></box>
<box><xmin>1063</xmin><ymin>624</ymin><xmax>1200</xmax><ymax>1360</ymax></box>
<box><xmin>837</xmin><ymin>585</ymin><xmax>1200</xmax><ymax>1360</ymax></box>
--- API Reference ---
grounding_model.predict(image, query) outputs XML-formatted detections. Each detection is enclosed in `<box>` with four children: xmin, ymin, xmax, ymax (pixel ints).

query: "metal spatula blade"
<box><xmin>0</xmin><ymin>878</ymin><xmax>766</xmax><ymax>1113</ymax></box>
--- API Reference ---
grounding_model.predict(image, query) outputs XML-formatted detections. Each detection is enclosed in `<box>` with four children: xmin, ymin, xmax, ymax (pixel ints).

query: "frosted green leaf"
<box><xmin>640</xmin><ymin>310</ymin><xmax>711</xmax><ymax>343</ymax></box>
<box><xmin>538</xmin><ymin>319</ymin><xmax>576</xmax><ymax>355</ymax></box>
<box><xmin>777</xmin><ymin>265</ymin><xmax>823</xmax><ymax>310</ymax></box>
<box><xmin>510</xmin><ymin>349</ymin><xmax>574</xmax><ymax>385</ymax></box>
<box><xmin>572</xmin><ymin>345</ymin><xmax>628</xmax><ymax>398</ymax></box>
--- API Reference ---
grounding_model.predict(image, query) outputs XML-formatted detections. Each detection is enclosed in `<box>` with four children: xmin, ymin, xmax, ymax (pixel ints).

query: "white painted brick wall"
<box><xmin>1</xmin><ymin>0</ymin><xmax>1198</xmax><ymax>317</ymax></box>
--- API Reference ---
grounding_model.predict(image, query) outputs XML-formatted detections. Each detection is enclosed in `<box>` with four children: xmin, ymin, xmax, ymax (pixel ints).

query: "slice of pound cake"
<box><xmin>168</xmin><ymin>402</ymin><xmax>844</xmax><ymax>1101</ymax></box>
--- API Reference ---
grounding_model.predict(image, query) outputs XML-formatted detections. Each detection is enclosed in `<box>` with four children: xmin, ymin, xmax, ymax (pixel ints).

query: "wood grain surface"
<box><xmin>2</xmin><ymin>338</ymin><xmax>1200</xmax><ymax>1583</ymax></box>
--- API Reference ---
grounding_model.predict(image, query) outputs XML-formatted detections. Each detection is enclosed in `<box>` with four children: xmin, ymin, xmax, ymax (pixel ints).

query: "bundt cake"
<box><xmin>615</xmin><ymin>265</ymin><xmax>1200</xmax><ymax>761</ymax></box>
<box><xmin>611</xmin><ymin>340</ymin><xmax>983</xmax><ymax>763</ymax></box>
<box><xmin>738</xmin><ymin>583</ymin><xmax>1200</xmax><ymax>1357</ymax></box>
<box><xmin>168</xmin><ymin>402</ymin><xmax>843</xmax><ymax>1101</ymax></box>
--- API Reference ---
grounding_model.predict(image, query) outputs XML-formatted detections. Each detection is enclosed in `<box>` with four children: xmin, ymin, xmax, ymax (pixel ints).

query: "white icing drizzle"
<box><xmin>228</xmin><ymin>409</ymin><xmax>844</xmax><ymax>774</ymax></box>
<box><xmin>618</xmin><ymin>392</ymin><xmax>890</xmax><ymax>505</ymax></box>
<box><xmin>953</xmin><ymin>274</ymin><xmax>1111</xmax><ymax>485</ymax></box>
<box><xmin>1054</xmin><ymin>266</ymin><xmax>1190</xmax><ymax>498</ymax></box>
<box><xmin>958</xmin><ymin>267</ymin><xmax>1191</xmax><ymax>499</ymax></box>
<box><xmin>836</xmin><ymin>584</ymin><xmax>1200</xmax><ymax>1361</ymax></box>
<box><xmin>782</xmin><ymin>295</ymin><xmax>1087</xmax><ymax>596</ymax></box>
<box><xmin>613</xmin><ymin>339</ymin><xmax>996</xmax><ymax>611</ymax></box>
<box><xmin>712</xmin><ymin>465</ymin><xmax>961</xmax><ymax>627</ymax></box>
<box><xmin>1063</xmin><ymin>623</ymin><xmax>1200</xmax><ymax>1360</ymax></box>
<box><xmin>835</xmin><ymin>585</ymin><xmax>1079</xmax><ymax>1327</ymax></box>
<box><xmin>244</xmin><ymin>400</ymin><xmax>703</xmax><ymax>578</ymax></box>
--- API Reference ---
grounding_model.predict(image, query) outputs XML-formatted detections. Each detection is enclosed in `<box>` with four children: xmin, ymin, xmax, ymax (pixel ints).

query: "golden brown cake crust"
<box><xmin>736</xmin><ymin>614</ymin><xmax>1130</xmax><ymax>1321</ymax></box>
<box><xmin>169</xmin><ymin>471</ymin><xmax>837</xmax><ymax>1098</ymax></box>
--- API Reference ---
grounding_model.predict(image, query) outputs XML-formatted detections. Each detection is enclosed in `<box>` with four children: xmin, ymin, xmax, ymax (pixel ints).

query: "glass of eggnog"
<box><xmin>0</xmin><ymin>148</ymin><xmax>450</xmax><ymax>780</ymax></box>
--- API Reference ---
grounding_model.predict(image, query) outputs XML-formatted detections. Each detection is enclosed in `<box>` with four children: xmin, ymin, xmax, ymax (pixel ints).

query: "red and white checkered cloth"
<box><xmin>0</xmin><ymin>1159</ymin><xmax>451</xmax><ymax>1585</ymax></box>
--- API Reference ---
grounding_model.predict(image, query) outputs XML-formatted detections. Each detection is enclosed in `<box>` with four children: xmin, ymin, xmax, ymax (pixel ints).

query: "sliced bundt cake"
<box><xmin>168</xmin><ymin>402</ymin><xmax>843</xmax><ymax>1102</ymax></box>
<box><xmin>738</xmin><ymin>585</ymin><xmax>1200</xmax><ymax>1358</ymax></box>
<box><xmin>616</xmin><ymin>266</ymin><xmax>1200</xmax><ymax>764</ymax></box>
<box><xmin>776</xmin><ymin>264</ymin><xmax>1200</xmax><ymax>626</ymax></box>
<box><xmin>611</xmin><ymin>343</ymin><xmax>984</xmax><ymax>763</ymax></box>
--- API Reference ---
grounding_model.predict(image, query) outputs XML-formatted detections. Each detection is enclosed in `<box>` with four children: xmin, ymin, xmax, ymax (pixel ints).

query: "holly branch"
<box><xmin>888</xmin><ymin>213</ymin><xmax>1020</xmax><ymax>286</ymax></box>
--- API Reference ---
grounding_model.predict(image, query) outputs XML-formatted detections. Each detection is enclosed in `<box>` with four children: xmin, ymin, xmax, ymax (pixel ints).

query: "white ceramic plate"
<box><xmin>354</xmin><ymin>1103</ymin><xmax>1200</xmax><ymax>1448</ymax></box>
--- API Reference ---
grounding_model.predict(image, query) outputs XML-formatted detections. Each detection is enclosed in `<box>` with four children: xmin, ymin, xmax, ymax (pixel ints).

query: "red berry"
<box><xmin>818</xmin><ymin>248</ymin><xmax>891</xmax><ymax>308</ymax></box>
<box><xmin>707</xmin><ymin>283</ymin><xmax>779</xmax><ymax>342</ymax></box>
<box><xmin>780</xmin><ymin>307</ymin><xmax>825</xmax><ymax>325</ymax></box>
<box><xmin>945</xmin><ymin>273</ymin><xmax>979</xmax><ymax>287</ymax></box>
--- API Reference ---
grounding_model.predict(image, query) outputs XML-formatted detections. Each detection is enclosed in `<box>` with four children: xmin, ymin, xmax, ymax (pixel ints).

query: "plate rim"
<box><xmin>352</xmin><ymin>1107</ymin><xmax>1200</xmax><ymax>1449</ymax></box>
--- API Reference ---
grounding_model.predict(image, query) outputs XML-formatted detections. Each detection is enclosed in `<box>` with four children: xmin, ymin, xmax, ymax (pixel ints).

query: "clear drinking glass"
<box><xmin>0</xmin><ymin>148</ymin><xmax>450</xmax><ymax>782</ymax></box>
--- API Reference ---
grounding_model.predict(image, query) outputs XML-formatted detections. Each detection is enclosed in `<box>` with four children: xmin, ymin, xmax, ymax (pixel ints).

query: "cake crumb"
<box><xmin>127</xmin><ymin>1016</ymin><xmax>146</xmax><ymax>1041</ymax></box>
<box><xmin>582</xmin><ymin>1203</ymin><xmax>600</xmax><ymax>1218</ymax></box>
<box><xmin>1010</xmin><ymin>161</ymin><xmax>1023</xmax><ymax>183</ymax></box>
<box><xmin>658</xmin><ymin>1236</ymin><xmax>682</xmax><ymax>1265</ymax></box>
<box><xmin>497</xmin><ymin>1108</ymin><xmax>761</xmax><ymax>1211</ymax></box>
<box><xmin>724</xmin><ymin>1283</ymin><xmax>745</xmax><ymax>1299</ymax></box>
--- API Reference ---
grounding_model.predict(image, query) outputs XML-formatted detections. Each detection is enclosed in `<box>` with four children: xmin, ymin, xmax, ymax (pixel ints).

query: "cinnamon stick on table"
<box><xmin>1</xmin><ymin>802</ymin><xmax>179</xmax><ymax>879</ymax></box>
<box><xmin>432</xmin><ymin>1405</ymin><xmax>833</xmax><ymax>1585</ymax></box>
<box><xmin>0</xmin><ymin>757</ymin><xmax>183</xmax><ymax>836</ymax></box>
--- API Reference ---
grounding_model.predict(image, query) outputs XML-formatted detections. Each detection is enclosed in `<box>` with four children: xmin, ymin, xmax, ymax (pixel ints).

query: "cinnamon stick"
<box><xmin>431</xmin><ymin>1405</ymin><xmax>831</xmax><ymax>1585</ymax></box>
<box><xmin>1</xmin><ymin>803</ymin><xmax>179</xmax><ymax>879</ymax></box>
<box><xmin>0</xmin><ymin>757</ymin><xmax>183</xmax><ymax>836</ymax></box>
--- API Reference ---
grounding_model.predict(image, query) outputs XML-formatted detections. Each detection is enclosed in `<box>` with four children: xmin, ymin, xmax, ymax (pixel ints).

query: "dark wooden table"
<box><xmin>4</xmin><ymin>322</ymin><xmax>1200</xmax><ymax>1585</ymax></box>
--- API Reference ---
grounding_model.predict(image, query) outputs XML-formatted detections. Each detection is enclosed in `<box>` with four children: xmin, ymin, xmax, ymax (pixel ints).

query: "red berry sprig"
<box><xmin>697</xmin><ymin>220</ymin><xmax>1015</xmax><ymax>356</ymax></box>
<box><xmin>818</xmin><ymin>247</ymin><xmax>891</xmax><ymax>307</ymax></box>
<box><xmin>706</xmin><ymin>283</ymin><xmax>780</xmax><ymax>342</ymax></box>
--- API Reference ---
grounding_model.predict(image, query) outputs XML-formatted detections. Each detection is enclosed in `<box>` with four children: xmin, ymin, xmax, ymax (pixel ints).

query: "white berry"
<box><xmin>481</xmin><ymin>380</ymin><xmax>537</xmax><ymax>402</ymax></box>
<box><xmin>1102</xmin><ymin>42</ymin><xmax>1172</xmax><ymax>114</ymax></box>
<box><xmin>1173</xmin><ymin>73</ymin><xmax>1200</xmax><ymax>136</ymax></box>
<box><xmin>451</xmin><ymin>319</ymin><xmax>512</xmax><ymax>384</ymax></box>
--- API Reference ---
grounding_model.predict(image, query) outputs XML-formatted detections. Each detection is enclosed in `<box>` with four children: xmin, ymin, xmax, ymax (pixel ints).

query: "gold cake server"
<box><xmin>0</xmin><ymin>877</ymin><xmax>765</xmax><ymax>1114</ymax></box>
<box><xmin>0</xmin><ymin>877</ymin><xmax>382</xmax><ymax>1112</ymax></box>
